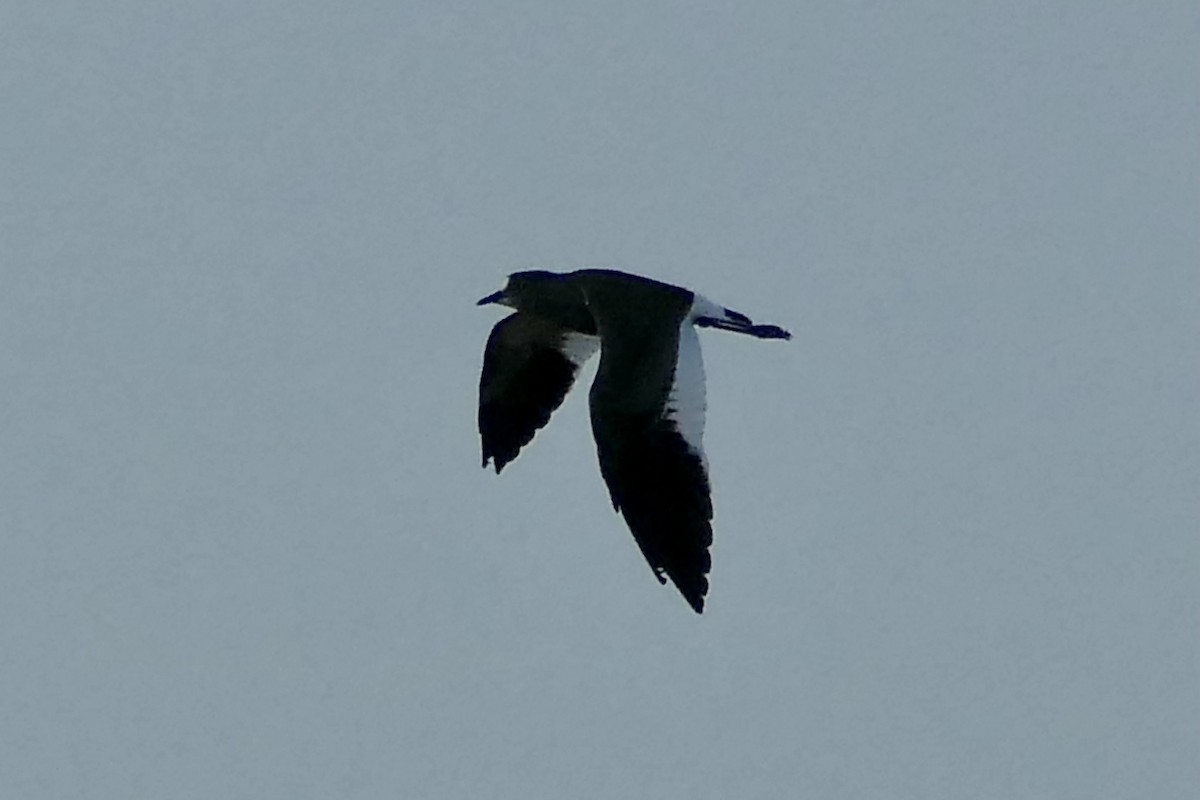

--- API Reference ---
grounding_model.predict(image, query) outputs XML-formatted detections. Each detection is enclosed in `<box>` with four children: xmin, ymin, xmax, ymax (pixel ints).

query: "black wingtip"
<box><xmin>750</xmin><ymin>324</ymin><xmax>792</xmax><ymax>340</ymax></box>
<box><xmin>679</xmin><ymin>580</ymin><xmax>708</xmax><ymax>613</ymax></box>
<box><xmin>694</xmin><ymin>316</ymin><xmax>792</xmax><ymax>340</ymax></box>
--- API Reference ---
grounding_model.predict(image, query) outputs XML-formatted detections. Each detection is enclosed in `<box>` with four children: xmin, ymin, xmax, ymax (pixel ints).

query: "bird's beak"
<box><xmin>476</xmin><ymin>290</ymin><xmax>506</xmax><ymax>306</ymax></box>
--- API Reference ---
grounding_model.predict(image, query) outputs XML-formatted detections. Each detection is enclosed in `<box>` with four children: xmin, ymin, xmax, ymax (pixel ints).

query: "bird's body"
<box><xmin>477</xmin><ymin>269</ymin><xmax>790</xmax><ymax>612</ymax></box>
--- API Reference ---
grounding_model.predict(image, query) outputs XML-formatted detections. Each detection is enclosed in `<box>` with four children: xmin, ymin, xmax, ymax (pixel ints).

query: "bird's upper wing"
<box><xmin>478</xmin><ymin>312</ymin><xmax>599</xmax><ymax>473</ymax></box>
<box><xmin>587</xmin><ymin>307</ymin><xmax>714</xmax><ymax>613</ymax></box>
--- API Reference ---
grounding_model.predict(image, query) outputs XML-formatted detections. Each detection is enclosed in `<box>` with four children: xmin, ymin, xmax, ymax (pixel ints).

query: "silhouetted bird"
<box><xmin>477</xmin><ymin>269</ymin><xmax>790</xmax><ymax>612</ymax></box>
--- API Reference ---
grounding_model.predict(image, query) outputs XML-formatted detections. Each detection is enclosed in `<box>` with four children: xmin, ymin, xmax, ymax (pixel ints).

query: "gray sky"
<box><xmin>2</xmin><ymin>2</ymin><xmax>1197</xmax><ymax>798</ymax></box>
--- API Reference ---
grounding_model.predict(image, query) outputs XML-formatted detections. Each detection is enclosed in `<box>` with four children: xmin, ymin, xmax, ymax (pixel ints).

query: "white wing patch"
<box><xmin>666</xmin><ymin>318</ymin><xmax>708</xmax><ymax>465</ymax></box>
<box><xmin>688</xmin><ymin>293</ymin><xmax>728</xmax><ymax>322</ymax></box>
<box><xmin>560</xmin><ymin>332</ymin><xmax>600</xmax><ymax>367</ymax></box>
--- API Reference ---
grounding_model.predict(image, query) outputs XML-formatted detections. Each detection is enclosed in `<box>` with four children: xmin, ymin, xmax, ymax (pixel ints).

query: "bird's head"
<box><xmin>476</xmin><ymin>270</ymin><xmax>561</xmax><ymax>310</ymax></box>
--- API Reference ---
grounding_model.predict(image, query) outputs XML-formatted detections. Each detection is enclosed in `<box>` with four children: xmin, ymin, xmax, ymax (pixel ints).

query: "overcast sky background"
<box><xmin>2</xmin><ymin>2</ymin><xmax>1197</xmax><ymax>798</ymax></box>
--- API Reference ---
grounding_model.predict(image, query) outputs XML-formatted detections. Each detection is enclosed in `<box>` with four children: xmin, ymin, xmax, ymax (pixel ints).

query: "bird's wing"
<box><xmin>589</xmin><ymin>318</ymin><xmax>714</xmax><ymax>613</ymax></box>
<box><xmin>478</xmin><ymin>312</ymin><xmax>599</xmax><ymax>473</ymax></box>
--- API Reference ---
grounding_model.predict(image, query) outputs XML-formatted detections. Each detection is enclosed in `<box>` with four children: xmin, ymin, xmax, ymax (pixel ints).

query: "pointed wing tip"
<box><xmin>679</xmin><ymin>584</ymin><xmax>707</xmax><ymax>613</ymax></box>
<box><xmin>682</xmin><ymin>583</ymin><xmax>708</xmax><ymax>613</ymax></box>
<box><xmin>753</xmin><ymin>324</ymin><xmax>792</xmax><ymax>340</ymax></box>
<box><xmin>657</xmin><ymin>566</ymin><xmax>707</xmax><ymax>613</ymax></box>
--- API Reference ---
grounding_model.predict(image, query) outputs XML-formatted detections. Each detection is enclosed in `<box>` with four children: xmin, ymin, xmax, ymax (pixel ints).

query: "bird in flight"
<box><xmin>477</xmin><ymin>269</ymin><xmax>791</xmax><ymax>613</ymax></box>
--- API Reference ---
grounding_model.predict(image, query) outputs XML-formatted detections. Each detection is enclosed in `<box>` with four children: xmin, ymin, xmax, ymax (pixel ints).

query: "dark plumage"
<box><xmin>477</xmin><ymin>269</ymin><xmax>790</xmax><ymax>612</ymax></box>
